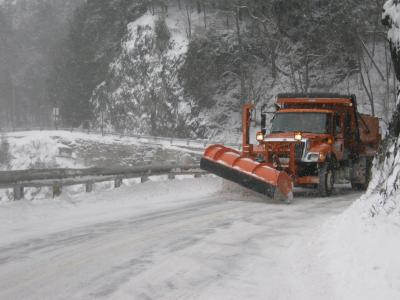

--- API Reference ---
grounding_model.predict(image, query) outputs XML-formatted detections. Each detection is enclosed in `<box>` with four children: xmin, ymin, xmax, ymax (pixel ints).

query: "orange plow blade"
<box><xmin>200</xmin><ymin>145</ymin><xmax>293</xmax><ymax>202</ymax></box>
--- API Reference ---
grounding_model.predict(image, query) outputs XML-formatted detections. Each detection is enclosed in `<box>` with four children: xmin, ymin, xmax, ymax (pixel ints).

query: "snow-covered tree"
<box><xmin>383</xmin><ymin>0</ymin><xmax>400</xmax><ymax>136</ymax></box>
<box><xmin>364</xmin><ymin>0</ymin><xmax>400</xmax><ymax>216</ymax></box>
<box><xmin>91</xmin><ymin>18</ymin><xmax>191</xmax><ymax>137</ymax></box>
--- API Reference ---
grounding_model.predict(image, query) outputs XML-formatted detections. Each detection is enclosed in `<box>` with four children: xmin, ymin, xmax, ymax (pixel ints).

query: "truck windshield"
<box><xmin>271</xmin><ymin>112</ymin><xmax>330</xmax><ymax>134</ymax></box>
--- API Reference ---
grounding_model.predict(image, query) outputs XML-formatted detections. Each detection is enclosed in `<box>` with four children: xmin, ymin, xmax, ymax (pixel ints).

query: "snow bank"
<box><xmin>3</xmin><ymin>130</ymin><xmax>202</xmax><ymax>171</ymax></box>
<box><xmin>318</xmin><ymin>205</ymin><xmax>400</xmax><ymax>299</ymax></box>
<box><xmin>313</xmin><ymin>138</ymin><xmax>400</xmax><ymax>298</ymax></box>
<box><xmin>3</xmin><ymin>130</ymin><xmax>143</xmax><ymax>171</ymax></box>
<box><xmin>364</xmin><ymin>138</ymin><xmax>400</xmax><ymax>217</ymax></box>
<box><xmin>5</xmin><ymin>131</ymin><xmax>79</xmax><ymax>170</ymax></box>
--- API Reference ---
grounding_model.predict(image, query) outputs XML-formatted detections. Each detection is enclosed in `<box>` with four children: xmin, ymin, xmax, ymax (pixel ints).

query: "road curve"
<box><xmin>0</xmin><ymin>180</ymin><xmax>361</xmax><ymax>300</ymax></box>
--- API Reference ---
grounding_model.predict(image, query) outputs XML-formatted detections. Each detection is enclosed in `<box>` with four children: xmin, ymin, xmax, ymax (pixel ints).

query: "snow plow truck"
<box><xmin>200</xmin><ymin>93</ymin><xmax>381</xmax><ymax>202</ymax></box>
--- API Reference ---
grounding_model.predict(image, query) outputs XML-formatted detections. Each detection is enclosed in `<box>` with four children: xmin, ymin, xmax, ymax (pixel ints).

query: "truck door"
<box><xmin>333</xmin><ymin>113</ymin><xmax>344</xmax><ymax>160</ymax></box>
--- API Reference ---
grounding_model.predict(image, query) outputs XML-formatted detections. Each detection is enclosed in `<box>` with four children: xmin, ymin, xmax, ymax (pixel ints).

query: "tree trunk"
<box><xmin>203</xmin><ymin>2</ymin><xmax>207</xmax><ymax>29</ymax></box>
<box><xmin>289</xmin><ymin>58</ymin><xmax>298</xmax><ymax>92</ymax></box>
<box><xmin>11</xmin><ymin>78</ymin><xmax>16</xmax><ymax>129</ymax></box>
<box><xmin>385</xmin><ymin>40</ymin><xmax>391</xmax><ymax>120</ymax></box>
<box><xmin>185</xmin><ymin>3</ymin><xmax>192</xmax><ymax>40</ymax></box>
<box><xmin>196</xmin><ymin>0</ymin><xmax>201</xmax><ymax>14</ymax></box>
<box><xmin>359</xmin><ymin>56</ymin><xmax>375</xmax><ymax>116</ymax></box>
<box><xmin>304</xmin><ymin>55</ymin><xmax>310</xmax><ymax>93</ymax></box>
<box><xmin>235</xmin><ymin>7</ymin><xmax>246</xmax><ymax>105</ymax></box>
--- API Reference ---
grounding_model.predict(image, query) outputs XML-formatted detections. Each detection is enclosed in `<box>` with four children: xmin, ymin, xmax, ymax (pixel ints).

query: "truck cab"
<box><xmin>256</xmin><ymin>93</ymin><xmax>380</xmax><ymax>196</ymax></box>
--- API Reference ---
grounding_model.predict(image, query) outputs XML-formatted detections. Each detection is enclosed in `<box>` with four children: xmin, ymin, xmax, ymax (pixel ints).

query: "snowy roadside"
<box><xmin>314</xmin><ymin>198</ymin><xmax>400</xmax><ymax>300</ymax></box>
<box><xmin>0</xmin><ymin>176</ymin><xmax>222</xmax><ymax>248</ymax></box>
<box><xmin>0</xmin><ymin>130</ymin><xmax>203</xmax><ymax>202</ymax></box>
<box><xmin>309</xmin><ymin>140</ymin><xmax>400</xmax><ymax>300</ymax></box>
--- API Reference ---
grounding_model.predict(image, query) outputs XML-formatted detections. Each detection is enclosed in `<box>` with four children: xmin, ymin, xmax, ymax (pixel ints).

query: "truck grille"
<box><xmin>294</xmin><ymin>142</ymin><xmax>305</xmax><ymax>160</ymax></box>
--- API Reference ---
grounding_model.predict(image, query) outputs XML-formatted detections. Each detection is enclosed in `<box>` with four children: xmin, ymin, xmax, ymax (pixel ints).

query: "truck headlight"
<box><xmin>307</xmin><ymin>153</ymin><xmax>320</xmax><ymax>162</ymax></box>
<box><xmin>306</xmin><ymin>152</ymin><xmax>326</xmax><ymax>162</ymax></box>
<box><xmin>256</xmin><ymin>132</ymin><xmax>264</xmax><ymax>142</ymax></box>
<box><xmin>294</xmin><ymin>132</ymin><xmax>302</xmax><ymax>141</ymax></box>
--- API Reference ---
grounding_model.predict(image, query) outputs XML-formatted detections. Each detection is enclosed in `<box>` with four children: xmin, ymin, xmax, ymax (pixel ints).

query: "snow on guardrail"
<box><xmin>0</xmin><ymin>164</ymin><xmax>206</xmax><ymax>200</ymax></box>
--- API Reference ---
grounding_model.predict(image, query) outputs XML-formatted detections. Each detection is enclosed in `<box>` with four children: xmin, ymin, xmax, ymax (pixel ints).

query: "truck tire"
<box><xmin>351</xmin><ymin>157</ymin><xmax>372</xmax><ymax>190</ymax></box>
<box><xmin>318</xmin><ymin>161</ymin><xmax>335</xmax><ymax>197</ymax></box>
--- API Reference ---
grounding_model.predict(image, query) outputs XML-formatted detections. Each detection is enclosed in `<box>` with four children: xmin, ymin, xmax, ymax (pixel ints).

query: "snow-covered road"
<box><xmin>0</xmin><ymin>178</ymin><xmax>361</xmax><ymax>300</ymax></box>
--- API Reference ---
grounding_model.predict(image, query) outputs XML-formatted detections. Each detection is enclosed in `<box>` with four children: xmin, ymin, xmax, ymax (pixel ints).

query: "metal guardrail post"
<box><xmin>0</xmin><ymin>164</ymin><xmax>207</xmax><ymax>200</ymax></box>
<box><xmin>13</xmin><ymin>185</ymin><xmax>24</xmax><ymax>200</ymax></box>
<box><xmin>86</xmin><ymin>181</ymin><xmax>94</xmax><ymax>193</ymax></box>
<box><xmin>140</xmin><ymin>175</ymin><xmax>149</xmax><ymax>183</ymax></box>
<box><xmin>114</xmin><ymin>177</ymin><xmax>123</xmax><ymax>188</ymax></box>
<box><xmin>53</xmin><ymin>183</ymin><xmax>62</xmax><ymax>198</ymax></box>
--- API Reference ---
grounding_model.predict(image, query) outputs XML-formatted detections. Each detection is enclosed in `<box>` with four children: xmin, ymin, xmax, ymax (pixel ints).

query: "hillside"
<box><xmin>41</xmin><ymin>0</ymin><xmax>395</xmax><ymax>141</ymax></box>
<box><xmin>0</xmin><ymin>1</ymin><xmax>396</xmax><ymax>140</ymax></box>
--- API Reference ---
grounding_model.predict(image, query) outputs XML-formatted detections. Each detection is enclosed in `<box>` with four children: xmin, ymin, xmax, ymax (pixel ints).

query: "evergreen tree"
<box><xmin>51</xmin><ymin>0</ymin><xmax>147</xmax><ymax>127</ymax></box>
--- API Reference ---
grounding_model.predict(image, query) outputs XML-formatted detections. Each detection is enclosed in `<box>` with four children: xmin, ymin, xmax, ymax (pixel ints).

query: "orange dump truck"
<box><xmin>200</xmin><ymin>93</ymin><xmax>381</xmax><ymax>202</ymax></box>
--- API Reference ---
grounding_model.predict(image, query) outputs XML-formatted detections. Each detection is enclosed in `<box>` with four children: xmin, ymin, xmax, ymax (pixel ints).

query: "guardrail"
<box><xmin>0</xmin><ymin>164</ymin><xmax>206</xmax><ymax>200</ymax></box>
<box><xmin>1</xmin><ymin>127</ymin><xmax>242</xmax><ymax>150</ymax></box>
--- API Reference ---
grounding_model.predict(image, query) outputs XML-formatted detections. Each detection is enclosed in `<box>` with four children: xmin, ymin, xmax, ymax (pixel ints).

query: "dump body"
<box><xmin>359</xmin><ymin>114</ymin><xmax>380</xmax><ymax>146</ymax></box>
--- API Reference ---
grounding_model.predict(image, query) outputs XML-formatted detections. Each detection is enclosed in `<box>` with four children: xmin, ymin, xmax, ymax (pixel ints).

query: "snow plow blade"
<box><xmin>200</xmin><ymin>145</ymin><xmax>293</xmax><ymax>202</ymax></box>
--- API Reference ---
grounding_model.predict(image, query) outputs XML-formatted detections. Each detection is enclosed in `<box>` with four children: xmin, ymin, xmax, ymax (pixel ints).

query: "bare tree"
<box><xmin>202</xmin><ymin>0</ymin><xmax>207</xmax><ymax>29</ymax></box>
<box><xmin>235</xmin><ymin>4</ymin><xmax>246</xmax><ymax>105</ymax></box>
<box><xmin>358</xmin><ymin>53</ymin><xmax>375</xmax><ymax>116</ymax></box>
<box><xmin>184</xmin><ymin>0</ymin><xmax>194</xmax><ymax>40</ymax></box>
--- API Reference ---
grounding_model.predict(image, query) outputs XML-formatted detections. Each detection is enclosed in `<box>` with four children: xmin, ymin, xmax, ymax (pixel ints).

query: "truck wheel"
<box><xmin>351</xmin><ymin>158</ymin><xmax>372</xmax><ymax>190</ymax></box>
<box><xmin>351</xmin><ymin>182</ymin><xmax>365</xmax><ymax>190</ymax></box>
<box><xmin>318</xmin><ymin>161</ymin><xmax>335</xmax><ymax>197</ymax></box>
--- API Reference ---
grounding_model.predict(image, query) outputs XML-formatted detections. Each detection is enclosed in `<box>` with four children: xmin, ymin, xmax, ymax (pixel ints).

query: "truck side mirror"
<box><xmin>334</xmin><ymin>114</ymin><xmax>342</xmax><ymax>136</ymax></box>
<box><xmin>261</xmin><ymin>113</ymin><xmax>266</xmax><ymax>135</ymax></box>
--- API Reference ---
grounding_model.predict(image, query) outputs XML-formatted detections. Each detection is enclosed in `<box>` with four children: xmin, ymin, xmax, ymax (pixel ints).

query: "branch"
<box><xmin>358</xmin><ymin>54</ymin><xmax>375</xmax><ymax>116</ymax></box>
<box><xmin>358</xmin><ymin>35</ymin><xmax>385</xmax><ymax>81</ymax></box>
<box><xmin>235</xmin><ymin>3</ymin><xmax>276</xmax><ymax>29</ymax></box>
<box><xmin>275</xmin><ymin>65</ymin><xmax>290</xmax><ymax>77</ymax></box>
